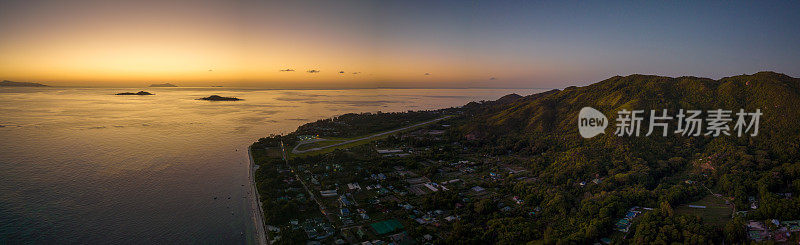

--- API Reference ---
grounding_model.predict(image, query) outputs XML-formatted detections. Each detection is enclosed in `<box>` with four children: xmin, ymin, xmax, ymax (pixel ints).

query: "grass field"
<box><xmin>674</xmin><ymin>195</ymin><xmax>733</xmax><ymax>226</ymax></box>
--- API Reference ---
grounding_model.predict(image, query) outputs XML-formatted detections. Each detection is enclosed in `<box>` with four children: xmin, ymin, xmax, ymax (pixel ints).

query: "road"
<box><xmin>291</xmin><ymin>138</ymin><xmax>327</xmax><ymax>154</ymax></box>
<box><xmin>292</xmin><ymin>116</ymin><xmax>452</xmax><ymax>154</ymax></box>
<box><xmin>247</xmin><ymin>147</ymin><xmax>268</xmax><ymax>245</ymax></box>
<box><xmin>281</xmin><ymin>141</ymin><xmax>338</xmax><ymax>227</ymax></box>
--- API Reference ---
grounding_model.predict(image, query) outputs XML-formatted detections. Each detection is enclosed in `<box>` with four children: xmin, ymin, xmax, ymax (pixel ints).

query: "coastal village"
<box><xmin>250</xmin><ymin>111</ymin><xmax>799</xmax><ymax>244</ymax></box>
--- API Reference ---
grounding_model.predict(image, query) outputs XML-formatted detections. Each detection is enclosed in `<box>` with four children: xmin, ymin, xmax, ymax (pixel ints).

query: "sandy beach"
<box><xmin>247</xmin><ymin>147</ymin><xmax>268</xmax><ymax>245</ymax></box>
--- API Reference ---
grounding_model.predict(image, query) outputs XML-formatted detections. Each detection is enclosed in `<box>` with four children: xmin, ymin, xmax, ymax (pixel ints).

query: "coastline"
<box><xmin>247</xmin><ymin>147</ymin><xmax>268</xmax><ymax>245</ymax></box>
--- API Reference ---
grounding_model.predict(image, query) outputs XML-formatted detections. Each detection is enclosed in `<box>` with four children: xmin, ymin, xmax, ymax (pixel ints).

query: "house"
<box><xmin>370</xmin><ymin>173</ymin><xmax>387</xmax><ymax>181</ymax></box>
<box><xmin>339</xmin><ymin>195</ymin><xmax>353</xmax><ymax>207</ymax></box>
<box><xmin>423</xmin><ymin>183</ymin><xmax>439</xmax><ymax>192</ymax></box>
<box><xmin>321</xmin><ymin>190</ymin><xmax>338</xmax><ymax>197</ymax></box>
<box><xmin>406</xmin><ymin>177</ymin><xmax>430</xmax><ymax>184</ymax></box>
<box><xmin>780</xmin><ymin>220</ymin><xmax>800</xmax><ymax>232</ymax></box>
<box><xmin>513</xmin><ymin>196</ymin><xmax>524</xmax><ymax>205</ymax></box>
<box><xmin>774</xmin><ymin>228</ymin><xmax>789</xmax><ymax>242</ymax></box>
<box><xmin>389</xmin><ymin>232</ymin><xmax>413</xmax><ymax>244</ymax></box>
<box><xmin>748</xmin><ymin>196</ymin><xmax>758</xmax><ymax>209</ymax></box>
<box><xmin>746</xmin><ymin>221</ymin><xmax>767</xmax><ymax>241</ymax></box>
<box><xmin>443</xmin><ymin>179</ymin><xmax>462</xmax><ymax>184</ymax></box>
<box><xmin>615</xmin><ymin>219</ymin><xmax>631</xmax><ymax>232</ymax></box>
<box><xmin>348</xmin><ymin>182</ymin><xmax>361</xmax><ymax>190</ymax></box>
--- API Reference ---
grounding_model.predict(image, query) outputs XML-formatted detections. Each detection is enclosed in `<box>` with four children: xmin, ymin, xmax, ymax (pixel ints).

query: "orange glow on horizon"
<box><xmin>0</xmin><ymin>0</ymin><xmax>532</xmax><ymax>88</ymax></box>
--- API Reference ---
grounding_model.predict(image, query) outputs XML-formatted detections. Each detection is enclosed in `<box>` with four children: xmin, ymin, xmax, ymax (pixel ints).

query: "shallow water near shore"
<box><xmin>0</xmin><ymin>87</ymin><xmax>544</xmax><ymax>244</ymax></box>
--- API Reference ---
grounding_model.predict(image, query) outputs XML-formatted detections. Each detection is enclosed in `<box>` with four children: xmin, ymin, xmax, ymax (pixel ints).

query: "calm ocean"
<box><xmin>0</xmin><ymin>87</ymin><xmax>543</xmax><ymax>244</ymax></box>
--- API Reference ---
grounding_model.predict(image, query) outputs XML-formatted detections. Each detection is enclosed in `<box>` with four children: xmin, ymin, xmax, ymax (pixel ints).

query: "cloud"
<box><xmin>424</xmin><ymin>73</ymin><xmax>431</xmax><ymax>75</ymax></box>
<box><xmin>279</xmin><ymin>69</ymin><xmax>295</xmax><ymax>72</ymax></box>
<box><xmin>307</xmin><ymin>69</ymin><xmax>320</xmax><ymax>73</ymax></box>
<box><xmin>339</xmin><ymin>71</ymin><xmax>345</xmax><ymax>74</ymax></box>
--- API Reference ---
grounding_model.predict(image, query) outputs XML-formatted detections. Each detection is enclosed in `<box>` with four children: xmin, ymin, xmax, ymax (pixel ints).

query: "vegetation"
<box><xmin>294</xmin><ymin>111</ymin><xmax>442</xmax><ymax>138</ymax></box>
<box><xmin>198</xmin><ymin>95</ymin><xmax>241</xmax><ymax>101</ymax></box>
<box><xmin>451</xmin><ymin>71</ymin><xmax>800</xmax><ymax>243</ymax></box>
<box><xmin>115</xmin><ymin>91</ymin><xmax>153</xmax><ymax>95</ymax></box>
<box><xmin>251</xmin><ymin>72</ymin><xmax>800</xmax><ymax>244</ymax></box>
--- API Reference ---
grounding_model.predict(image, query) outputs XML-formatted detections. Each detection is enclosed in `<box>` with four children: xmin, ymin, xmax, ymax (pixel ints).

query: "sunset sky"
<box><xmin>1</xmin><ymin>0</ymin><xmax>798</xmax><ymax>88</ymax></box>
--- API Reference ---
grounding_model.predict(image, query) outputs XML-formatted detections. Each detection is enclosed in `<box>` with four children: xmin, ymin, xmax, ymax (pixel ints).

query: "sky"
<box><xmin>0</xmin><ymin>0</ymin><xmax>798</xmax><ymax>88</ymax></box>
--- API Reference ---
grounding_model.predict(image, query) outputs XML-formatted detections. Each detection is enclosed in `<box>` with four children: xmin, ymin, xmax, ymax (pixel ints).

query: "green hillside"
<box><xmin>450</xmin><ymin>71</ymin><xmax>800</xmax><ymax>243</ymax></box>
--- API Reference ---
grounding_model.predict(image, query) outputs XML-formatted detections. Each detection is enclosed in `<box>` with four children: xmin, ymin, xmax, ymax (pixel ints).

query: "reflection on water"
<box><xmin>0</xmin><ymin>87</ymin><xmax>544</xmax><ymax>243</ymax></box>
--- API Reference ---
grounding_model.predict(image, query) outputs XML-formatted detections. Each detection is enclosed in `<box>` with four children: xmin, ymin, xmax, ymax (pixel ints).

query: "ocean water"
<box><xmin>0</xmin><ymin>87</ymin><xmax>544</xmax><ymax>244</ymax></box>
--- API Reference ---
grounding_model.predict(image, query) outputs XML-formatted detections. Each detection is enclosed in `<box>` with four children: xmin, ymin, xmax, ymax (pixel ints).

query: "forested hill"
<box><xmin>464</xmin><ymin>71</ymin><xmax>800</xmax><ymax>159</ymax></box>
<box><xmin>452</xmin><ymin>72</ymin><xmax>800</xmax><ymax>243</ymax></box>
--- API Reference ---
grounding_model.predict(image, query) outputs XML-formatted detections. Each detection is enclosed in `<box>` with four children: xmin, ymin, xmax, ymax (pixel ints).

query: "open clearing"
<box><xmin>674</xmin><ymin>195</ymin><xmax>733</xmax><ymax>226</ymax></box>
<box><xmin>290</xmin><ymin>116</ymin><xmax>451</xmax><ymax>157</ymax></box>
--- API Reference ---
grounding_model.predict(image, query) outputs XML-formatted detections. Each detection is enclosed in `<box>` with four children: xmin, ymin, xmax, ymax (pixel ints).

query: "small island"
<box><xmin>0</xmin><ymin>80</ymin><xmax>48</xmax><ymax>87</ymax></box>
<box><xmin>198</xmin><ymin>95</ymin><xmax>241</xmax><ymax>101</ymax></box>
<box><xmin>116</xmin><ymin>91</ymin><xmax>154</xmax><ymax>95</ymax></box>
<box><xmin>149</xmin><ymin>83</ymin><xmax>178</xmax><ymax>87</ymax></box>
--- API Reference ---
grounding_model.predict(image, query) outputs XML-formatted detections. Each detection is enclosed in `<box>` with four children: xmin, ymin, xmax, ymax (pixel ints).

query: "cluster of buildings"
<box><xmin>277</xmin><ymin>120</ymin><xmax>540</xmax><ymax>244</ymax></box>
<box><xmin>377</xmin><ymin>149</ymin><xmax>410</xmax><ymax>157</ymax></box>
<box><xmin>615</xmin><ymin>207</ymin><xmax>650</xmax><ymax>233</ymax></box>
<box><xmin>297</xmin><ymin>135</ymin><xmax>320</xmax><ymax>141</ymax></box>
<box><xmin>296</xmin><ymin>218</ymin><xmax>335</xmax><ymax>240</ymax></box>
<box><xmin>746</xmin><ymin>219</ymin><xmax>800</xmax><ymax>242</ymax></box>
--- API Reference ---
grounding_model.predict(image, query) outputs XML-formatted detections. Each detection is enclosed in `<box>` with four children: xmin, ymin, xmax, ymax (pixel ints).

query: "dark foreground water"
<box><xmin>0</xmin><ymin>87</ymin><xmax>543</xmax><ymax>244</ymax></box>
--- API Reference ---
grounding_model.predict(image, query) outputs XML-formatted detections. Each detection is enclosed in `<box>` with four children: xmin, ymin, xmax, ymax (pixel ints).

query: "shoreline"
<box><xmin>247</xmin><ymin>147</ymin><xmax>268</xmax><ymax>245</ymax></box>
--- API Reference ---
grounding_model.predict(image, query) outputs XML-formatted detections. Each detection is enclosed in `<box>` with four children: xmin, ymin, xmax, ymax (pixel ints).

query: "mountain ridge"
<box><xmin>0</xmin><ymin>80</ymin><xmax>48</xmax><ymax>87</ymax></box>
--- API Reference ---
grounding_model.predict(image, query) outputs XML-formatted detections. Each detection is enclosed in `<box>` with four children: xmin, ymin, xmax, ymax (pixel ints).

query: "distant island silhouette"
<box><xmin>199</xmin><ymin>95</ymin><xmax>241</xmax><ymax>101</ymax></box>
<box><xmin>149</xmin><ymin>83</ymin><xmax>178</xmax><ymax>87</ymax></box>
<box><xmin>116</xmin><ymin>91</ymin><xmax>154</xmax><ymax>95</ymax></box>
<box><xmin>0</xmin><ymin>80</ymin><xmax>48</xmax><ymax>87</ymax></box>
